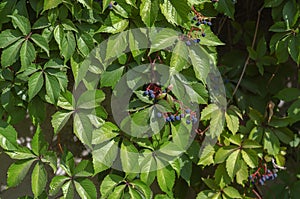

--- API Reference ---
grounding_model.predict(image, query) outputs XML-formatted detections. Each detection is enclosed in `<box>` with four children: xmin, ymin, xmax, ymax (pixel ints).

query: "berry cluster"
<box><xmin>211</xmin><ymin>0</ymin><xmax>219</xmax><ymax>3</ymax></box>
<box><xmin>184</xmin><ymin>6</ymin><xmax>213</xmax><ymax>46</ymax></box>
<box><xmin>249</xmin><ymin>165</ymin><xmax>278</xmax><ymax>186</ymax></box>
<box><xmin>108</xmin><ymin>1</ymin><xmax>117</xmax><ymax>9</ymax></box>
<box><xmin>157</xmin><ymin>109</ymin><xmax>198</xmax><ymax>125</ymax></box>
<box><xmin>143</xmin><ymin>83</ymin><xmax>165</xmax><ymax>100</ymax></box>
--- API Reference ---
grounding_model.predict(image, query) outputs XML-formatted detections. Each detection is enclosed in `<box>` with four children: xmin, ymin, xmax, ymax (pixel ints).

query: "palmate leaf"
<box><xmin>8</xmin><ymin>14</ymin><xmax>31</xmax><ymax>35</ymax></box>
<box><xmin>0</xmin><ymin>120</ymin><xmax>19</xmax><ymax>151</ymax></box>
<box><xmin>20</xmin><ymin>40</ymin><xmax>36</xmax><ymax>71</ymax></box>
<box><xmin>43</xmin><ymin>0</ymin><xmax>63</xmax><ymax>11</ymax></box>
<box><xmin>51</xmin><ymin>110</ymin><xmax>73</xmax><ymax>135</ymax></box>
<box><xmin>30</xmin><ymin>33</ymin><xmax>50</xmax><ymax>56</ymax></box>
<box><xmin>100</xmin><ymin>174</ymin><xmax>124</xmax><ymax>197</ymax></box>
<box><xmin>214</xmin><ymin>0</ymin><xmax>235</xmax><ymax>19</ymax></box>
<box><xmin>49</xmin><ymin>176</ymin><xmax>70</xmax><ymax>196</ymax></box>
<box><xmin>225</xmin><ymin>149</ymin><xmax>241</xmax><ymax>180</ymax></box>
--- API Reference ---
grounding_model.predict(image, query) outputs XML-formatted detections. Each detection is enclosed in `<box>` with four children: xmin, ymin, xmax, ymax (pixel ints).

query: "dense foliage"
<box><xmin>0</xmin><ymin>0</ymin><xmax>299</xmax><ymax>198</ymax></box>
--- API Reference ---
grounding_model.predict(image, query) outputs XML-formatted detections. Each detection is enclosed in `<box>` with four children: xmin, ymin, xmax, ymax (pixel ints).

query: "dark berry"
<box><xmin>185</xmin><ymin>40</ymin><xmax>191</xmax><ymax>46</ymax></box>
<box><xmin>262</xmin><ymin>176</ymin><xmax>266</xmax><ymax>182</ymax></box>
<box><xmin>175</xmin><ymin>115</ymin><xmax>181</xmax><ymax>121</ymax></box>
<box><xmin>108</xmin><ymin>3</ymin><xmax>113</xmax><ymax>9</ymax></box>
<box><xmin>249</xmin><ymin>175</ymin><xmax>253</xmax><ymax>180</ymax></box>
<box><xmin>192</xmin><ymin>117</ymin><xmax>198</xmax><ymax>124</ymax></box>
<box><xmin>166</xmin><ymin>117</ymin><xmax>171</xmax><ymax>122</ymax></box>
<box><xmin>274</xmin><ymin>173</ymin><xmax>278</xmax><ymax>178</ymax></box>
<box><xmin>157</xmin><ymin>112</ymin><xmax>162</xmax><ymax>118</ymax></box>
<box><xmin>149</xmin><ymin>90</ymin><xmax>154</xmax><ymax>94</ymax></box>
<box><xmin>170</xmin><ymin>115</ymin><xmax>175</xmax><ymax>121</ymax></box>
<box><xmin>207</xmin><ymin>21</ymin><xmax>212</xmax><ymax>26</ymax></box>
<box><xmin>201</xmin><ymin>33</ymin><xmax>206</xmax><ymax>37</ymax></box>
<box><xmin>113</xmin><ymin>1</ymin><xmax>117</xmax><ymax>5</ymax></box>
<box><xmin>265</xmin><ymin>175</ymin><xmax>270</xmax><ymax>180</ymax></box>
<box><xmin>202</xmin><ymin>20</ymin><xmax>207</xmax><ymax>25</ymax></box>
<box><xmin>150</xmin><ymin>93</ymin><xmax>155</xmax><ymax>99</ymax></box>
<box><xmin>259</xmin><ymin>179</ymin><xmax>264</xmax><ymax>185</ymax></box>
<box><xmin>185</xmin><ymin>109</ymin><xmax>191</xmax><ymax>114</ymax></box>
<box><xmin>162</xmin><ymin>90</ymin><xmax>166</xmax><ymax>93</ymax></box>
<box><xmin>180</xmin><ymin>113</ymin><xmax>185</xmax><ymax>118</ymax></box>
<box><xmin>196</xmin><ymin>21</ymin><xmax>201</xmax><ymax>26</ymax></box>
<box><xmin>193</xmin><ymin>16</ymin><xmax>197</xmax><ymax>21</ymax></box>
<box><xmin>193</xmin><ymin>39</ymin><xmax>200</xmax><ymax>43</ymax></box>
<box><xmin>186</xmin><ymin>119</ymin><xmax>191</xmax><ymax>124</ymax></box>
<box><xmin>143</xmin><ymin>90</ymin><xmax>149</xmax><ymax>96</ymax></box>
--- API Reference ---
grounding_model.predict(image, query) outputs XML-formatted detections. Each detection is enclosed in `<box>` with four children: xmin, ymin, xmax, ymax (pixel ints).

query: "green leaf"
<box><xmin>76</xmin><ymin>31</ymin><xmax>94</xmax><ymax>57</ymax></box>
<box><xmin>7</xmin><ymin>159</ymin><xmax>35</xmax><ymax>187</ymax></box>
<box><xmin>1</xmin><ymin>38</ymin><xmax>23</xmax><ymax>67</ymax></box>
<box><xmin>226</xmin><ymin>150</ymin><xmax>241</xmax><ymax>180</ymax></box>
<box><xmin>264</xmin><ymin>129</ymin><xmax>280</xmax><ymax>156</ymax></box>
<box><xmin>77</xmin><ymin>0</ymin><xmax>93</xmax><ymax>9</ymax></box>
<box><xmin>120</xmin><ymin>140</ymin><xmax>139</xmax><ymax>172</ymax></box>
<box><xmin>45</xmin><ymin>73</ymin><xmax>61</xmax><ymax>104</ymax></box>
<box><xmin>31</xmin><ymin>126</ymin><xmax>48</xmax><ymax>156</ymax></box>
<box><xmin>105</xmin><ymin>32</ymin><xmax>128</xmax><ymax>60</ymax></box>
<box><xmin>275</xmin><ymin>36</ymin><xmax>289</xmax><ymax>63</ymax></box>
<box><xmin>170</xmin><ymin>40</ymin><xmax>189</xmax><ymax>72</ymax></box>
<box><xmin>157</xmin><ymin>166</ymin><xmax>175</xmax><ymax>195</ymax></box>
<box><xmin>202</xmin><ymin>178</ymin><xmax>219</xmax><ymax>190</ymax></box>
<box><xmin>149</xmin><ymin>28</ymin><xmax>179</xmax><ymax>54</ymax></box>
<box><xmin>264</xmin><ymin>0</ymin><xmax>284</xmax><ymax>7</ymax></box>
<box><xmin>198</xmin><ymin>145</ymin><xmax>215</xmax><ymax>166</ymax></box>
<box><xmin>159</xmin><ymin>0</ymin><xmax>190</xmax><ymax>26</ymax></box>
<box><xmin>28</xmin><ymin>71</ymin><xmax>44</xmax><ymax>101</ymax></box>
<box><xmin>236</xmin><ymin>160</ymin><xmax>248</xmax><ymax>186</ymax></box>
<box><xmin>0</xmin><ymin>120</ymin><xmax>18</xmax><ymax>150</ymax></box>
<box><xmin>225</xmin><ymin>111</ymin><xmax>239</xmax><ymax>134</ymax></box>
<box><xmin>28</xmin><ymin>96</ymin><xmax>46</xmax><ymax>125</ymax></box>
<box><xmin>76</xmin><ymin>90</ymin><xmax>105</xmax><ymax>109</ymax></box>
<box><xmin>51</xmin><ymin>110</ymin><xmax>73</xmax><ymax>135</ymax></box>
<box><xmin>49</xmin><ymin>176</ymin><xmax>70</xmax><ymax>196</ymax></box>
<box><xmin>140</xmin><ymin>151</ymin><xmax>157</xmax><ymax>185</ymax></box>
<box><xmin>31</xmin><ymin>162</ymin><xmax>47</xmax><ymax>197</ymax></box>
<box><xmin>101</xmin><ymin>66</ymin><xmax>124</xmax><ymax>88</ymax></box>
<box><xmin>129</xmin><ymin>187</ymin><xmax>143</xmax><ymax>199</ymax></box>
<box><xmin>275</xmin><ymin>88</ymin><xmax>300</xmax><ymax>102</ymax></box>
<box><xmin>97</xmin><ymin>12</ymin><xmax>129</xmax><ymax>34</ymax></box>
<box><xmin>241</xmin><ymin>149</ymin><xmax>257</xmax><ymax>168</ymax></box>
<box><xmin>223</xmin><ymin>186</ymin><xmax>241</xmax><ymax>198</ymax></box>
<box><xmin>62</xmin><ymin>180</ymin><xmax>74</xmax><ymax>199</ymax></box>
<box><xmin>242</xmin><ymin>140</ymin><xmax>261</xmax><ymax>149</ymax></box>
<box><xmin>43</xmin><ymin>0</ymin><xmax>63</xmax><ymax>11</ymax></box>
<box><xmin>74</xmin><ymin>178</ymin><xmax>97</xmax><ymax>199</ymax></box>
<box><xmin>189</xmin><ymin>44</ymin><xmax>212</xmax><ymax>84</ymax></box>
<box><xmin>30</xmin><ymin>34</ymin><xmax>50</xmax><ymax>56</ymax></box>
<box><xmin>108</xmin><ymin>185</ymin><xmax>126</xmax><ymax>199</ymax></box>
<box><xmin>214</xmin><ymin>0</ymin><xmax>235</xmax><ymax>19</ymax></box>
<box><xmin>215</xmin><ymin>164</ymin><xmax>231</xmax><ymax>189</ymax></box>
<box><xmin>0</xmin><ymin>29</ymin><xmax>23</xmax><ymax>48</ymax></box>
<box><xmin>8</xmin><ymin>14</ymin><xmax>31</xmax><ymax>35</ymax></box>
<box><xmin>92</xmin><ymin>139</ymin><xmax>118</xmax><ymax>174</ymax></box>
<box><xmin>214</xmin><ymin>146</ymin><xmax>236</xmax><ymax>164</ymax></box>
<box><xmin>269</xmin><ymin>21</ymin><xmax>290</xmax><ymax>32</ymax></box>
<box><xmin>288</xmin><ymin>35</ymin><xmax>300</xmax><ymax>65</ymax></box>
<box><xmin>100</xmin><ymin>174</ymin><xmax>124</xmax><ymax>198</ymax></box>
<box><xmin>61</xmin><ymin>31</ymin><xmax>76</xmax><ymax>62</ymax></box>
<box><xmin>20</xmin><ymin>40</ymin><xmax>36</xmax><ymax>71</ymax></box>
<box><xmin>140</xmin><ymin>0</ymin><xmax>159</xmax><ymax>27</ymax></box>
<box><xmin>131</xmin><ymin>180</ymin><xmax>153</xmax><ymax>199</ymax></box>
<box><xmin>5</xmin><ymin>147</ymin><xmax>36</xmax><ymax>160</ymax></box>
<box><xmin>282</xmin><ymin>0</ymin><xmax>298</xmax><ymax>27</ymax></box>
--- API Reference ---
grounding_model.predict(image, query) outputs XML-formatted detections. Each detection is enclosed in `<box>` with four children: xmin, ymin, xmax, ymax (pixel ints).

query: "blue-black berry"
<box><xmin>192</xmin><ymin>117</ymin><xmax>198</xmax><ymax>124</ymax></box>
<box><xmin>196</xmin><ymin>21</ymin><xmax>201</xmax><ymax>26</ymax></box>
<box><xmin>202</xmin><ymin>33</ymin><xmax>206</xmax><ymax>37</ymax></box>
<box><xmin>149</xmin><ymin>90</ymin><xmax>154</xmax><ymax>94</ymax></box>
<box><xmin>193</xmin><ymin>38</ymin><xmax>200</xmax><ymax>43</ymax></box>
<box><xmin>207</xmin><ymin>22</ymin><xmax>212</xmax><ymax>26</ymax></box>
<box><xmin>166</xmin><ymin>117</ymin><xmax>171</xmax><ymax>122</ymax></box>
<box><xmin>193</xmin><ymin>16</ymin><xmax>197</xmax><ymax>21</ymax></box>
<box><xmin>170</xmin><ymin>115</ymin><xmax>175</xmax><ymax>121</ymax></box>
<box><xmin>113</xmin><ymin>1</ymin><xmax>118</xmax><ymax>5</ymax></box>
<box><xmin>108</xmin><ymin>3</ymin><xmax>113</xmax><ymax>9</ymax></box>
<box><xmin>185</xmin><ymin>109</ymin><xmax>191</xmax><ymax>114</ymax></box>
<box><xmin>259</xmin><ymin>178</ymin><xmax>264</xmax><ymax>185</ymax></box>
<box><xmin>180</xmin><ymin>113</ymin><xmax>185</xmax><ymax>118</ymax></box>
<box><xmin>186</xmin><ymin>119</ymin><xmax>191</xmax><ymax>124</ymax></box>
<box><xmin>157</xmin><ymin>112</ymin><xmax>162</xmax><ymax>118</ymax></box>
<box><xmin>202</xmin><ymin>20</ymin><xmax>207</xmax><ymax>25</ymax></box>
<box><xmin>143</xmin><ymin>90</ymin><xmax>149</xmax><ymax>96</ymax></box>
<box><xmin>150</xmin><ymin>93</ymin><xmax>155</xmax><ymax>99</ymax></box>
<box><xmin>175</xmin><ymin>115</ymin><xmax>181</xmax><ymax>121</ymax></box>
<box><xmin>185</xmin><ymin>40</ymin><xmax>191</xmax><ymax>46</ymax></box>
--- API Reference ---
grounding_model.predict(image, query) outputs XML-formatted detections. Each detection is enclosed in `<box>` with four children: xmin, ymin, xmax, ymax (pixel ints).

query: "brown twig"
<box><xmin>228</xmin><ymin>6</ymin><xmax>264</xmax><ymax>105</ymax></box>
